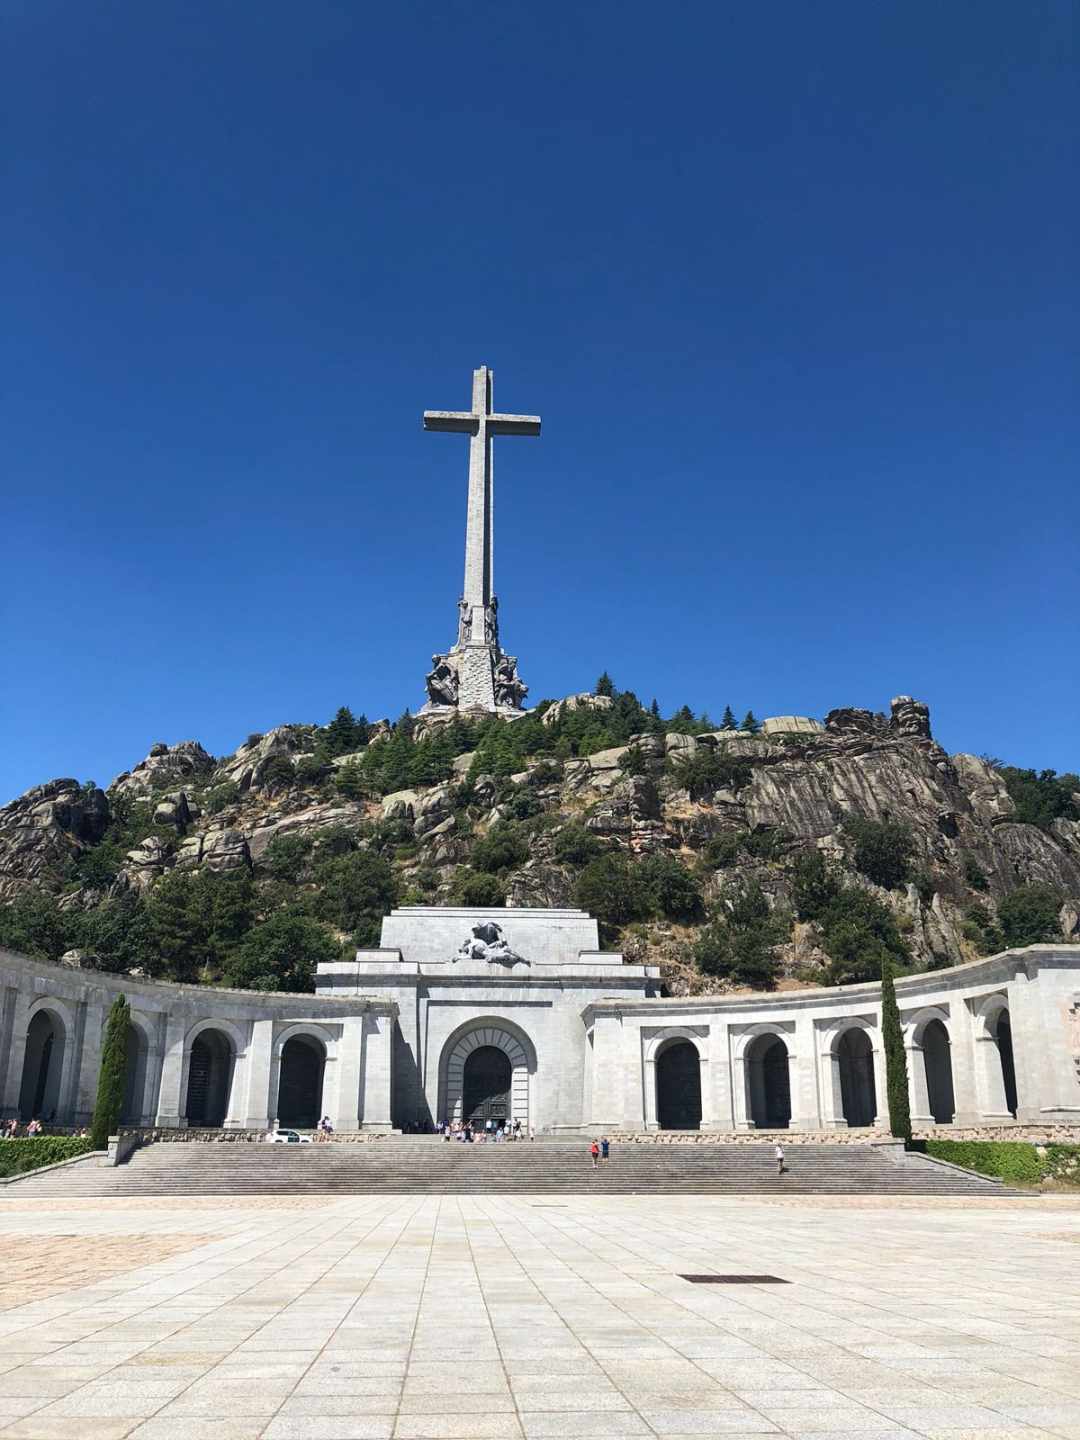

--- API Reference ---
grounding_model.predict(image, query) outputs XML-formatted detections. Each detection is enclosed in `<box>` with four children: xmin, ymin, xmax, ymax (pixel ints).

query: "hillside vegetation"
<box><xmin>1</xmin><ymin>683</ymin><xmax>1078</xmax><ymax>995</ymax></box>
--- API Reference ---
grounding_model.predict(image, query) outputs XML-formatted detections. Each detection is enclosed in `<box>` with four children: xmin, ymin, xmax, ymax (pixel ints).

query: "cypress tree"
<box><xmin>880</xmin><ymin>954</ymin><xmax>911</xmax><ymax>1141</ymax></box>
<box><xmin>91</xmin><ymin>995</ymin><xmax>131</xmax><ymax>1150</ymax></box>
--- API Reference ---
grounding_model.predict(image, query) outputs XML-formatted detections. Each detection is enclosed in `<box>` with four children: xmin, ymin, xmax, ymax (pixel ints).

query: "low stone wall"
<box><xmin>122</xmin><ymin>1127</ymin><xmax>391</xmax><ymax>1145</ymax></box>
<box><xmin>913</xmin><ymin>1123</ymin><xmax>1080</xmax><ymax>1144</ymax></box>
<box><xmin>591</xmin><ymin>1125</ymin><xmax>1080</xmax><ymax>1145</ymax></box>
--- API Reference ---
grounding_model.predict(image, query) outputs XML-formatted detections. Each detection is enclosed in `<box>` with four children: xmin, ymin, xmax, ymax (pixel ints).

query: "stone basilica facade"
<box><xmin>2</xmin><ymin>907</ymin><xmax>1079</xmax><ymax>1137</ymax></box>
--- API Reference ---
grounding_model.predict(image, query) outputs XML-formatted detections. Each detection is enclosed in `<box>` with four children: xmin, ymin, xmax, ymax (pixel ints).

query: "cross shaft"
<box><xmin>424</xmin><ymin>366</ymin><xmax>540</xmax><ymax>613</ymax></box>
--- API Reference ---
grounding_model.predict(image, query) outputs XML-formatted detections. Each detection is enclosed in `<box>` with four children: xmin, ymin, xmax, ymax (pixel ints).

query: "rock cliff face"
<box><xmin>2</xmin><ymin>695</ymin><xmax>1078</xmax><ymax>981</ymax></box>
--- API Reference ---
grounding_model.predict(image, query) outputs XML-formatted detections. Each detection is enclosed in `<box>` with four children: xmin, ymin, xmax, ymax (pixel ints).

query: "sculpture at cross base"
<box><xmin>420</xmin><ymin>366</ymin><xmax>540</xmax><ymax>714</ymax></box>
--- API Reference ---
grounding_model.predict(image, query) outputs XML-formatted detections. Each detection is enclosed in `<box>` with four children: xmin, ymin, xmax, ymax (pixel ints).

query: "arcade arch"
<box><xmin>278</xmin><ymin>1034</ymin><xmax>326</xmax><ymax>1128</ymax></box>
<box><xmin>746</xmin><ymin>1031</ymin><xmax>791</xmax><ymax>1129</ymax></box>
<box><xmin>441</xmin><ymin>1020</ymin><xmax>534</xmax><ymax>1131</ymax></box>
<box><xmin>18</xmin><ymin>1007</ymin><xmax>67</xmax><ymax>1121</ymax></box>
<box><xmin>184</xmin><ymin>1027</ymin><xmax>235</xmax><ymax>1127</ymax></box>
<box><xmin>655</xmin><ymin>1039</ymin><xmax>703</xmax><ymax>1130</ymax></box>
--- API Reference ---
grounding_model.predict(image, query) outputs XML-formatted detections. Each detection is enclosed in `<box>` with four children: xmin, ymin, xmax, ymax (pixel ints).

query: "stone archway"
<box><xmin>121</xmin><ymin>1023</ymin><xmax>149</xmax><ymax>1124</ymax></box>
<box><xmin>922</xmin><ymin>1019</ymin><xmax>955</xmax><ymax>1124</ymax></box>
<box><xmin>747</xmin><ymin>1033</ymin><xmax>791</xmax><ymax>1129</ymax></box>
<box><xmin>656</xmin><ymin>1040</ymin><xmax>702</xmax><ymax>1131</ymax></box>
<box><xmin>837</xmin><ymin>1027</ymin><xmax>877</xmax><ymax>1128</ymax></box>
<box><xmin>994</xmin><ymin>1012</ymin><xmax>1018</xmax><ymax>1118</ymax></box>
<box><xmin>441</xmin><ymin>1021</ymin><xmax>534</xmax><ymax>1131</ymax></box>
<box><xmin>184</xmin><ymin>1028</ymin><xmax>234</xmax><ymax>1127</ymax></box>
<box><xmin>19</xmin><ymin>1009</ymin><xmax>66</xmax><ymax>1121</ymax></box>
<box><xmin>278</xmin><ymin>1035</ymin><xmax>326</xmax><ymax>1128</ymax></box>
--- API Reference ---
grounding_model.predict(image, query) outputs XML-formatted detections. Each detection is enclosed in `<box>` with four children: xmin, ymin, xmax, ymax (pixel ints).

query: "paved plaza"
<box><xmin>1</xmin><ymin>1194</ymin><xmax>1080</xmax><ymax>1440</ymax></box>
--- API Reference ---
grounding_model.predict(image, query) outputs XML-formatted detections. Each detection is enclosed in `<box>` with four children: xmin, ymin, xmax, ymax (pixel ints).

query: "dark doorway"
<box><xmin>656</xmin><ymin>1041</ymin><xmax>702</xmax><ymax>1130</ymax></box>
<box><xmin>278</xmin><ymin>1035</ymin><xmax>326</xmax><ymax>1128</ymax></box>
<box><xmin>922</xmin><ymin>1019</ymin><xmax>954</xmax><ymax>1124</ymax></box>
<box><xmin>185</xmin><ymin>1030</ymin><xmax>233</xmax><ymax>1127</ymax></box>
<box><xmin>995</xmin><ymin>1013</ymin><xmax>1018</xmax><ymax>1117</ymax></box>
<box><xmin>121</xmin><ymin>1025</ymin><xmax>146</xmax><ymax>1124</ymax></box>
<box><xmin>463</xmin><ymin>1046</ymin><xmax>511</xmax><ymax>1126</ymax></box>
<box><xmin>748</xmin><ymin>1035</ymin><xmax>791</xmax><ymax>1129</ymax></box>
<box><xmin>837</xmin><ymin>1028</ymin><xmax>876</xmax><ymax>1128</ymax></box>
<box><xmin>19</xmin><ymin>1010</ymin><xmax>66</xmax><ymax>1121</ymax></box>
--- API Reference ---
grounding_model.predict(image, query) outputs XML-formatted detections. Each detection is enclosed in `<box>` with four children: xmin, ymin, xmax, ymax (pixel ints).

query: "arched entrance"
<box><xmin>185</xmin><ymin>1029</ymin><xmax>234</xmax><ymax>1127</ymax></box>
<box><xmin>922</xmin><ymin>1019</ymin><xmax>954</xmax><ymax>1124</ymax></box>
<box><xmin>19</xmin><ymin>1010</ymin><xmax>66</xmax><ymax>1121</ymax></box>
<box><xmin>837</xmin><ymin>1028</ymin><xmax>876</xmax><ymax>1128</ymax></box>
<box><xmin>278</xmin><ymin>1035</ymin><xmax>325</xmax><ymax>1128</ymax></box>
<box><xmin>121</xmin><ymin>1024</ymin><xmax>148</xmax><ymax>1124</ymax></box>
<box><xmin>747</xmin><ymin>1034</ymin><xmax>791</xmax><ymax>1129</ymax></box>
<box><xmin>463</xmin><ymin>1046</ymin><xmax>511</xmax><ymax>1127</ymax></box>
<box><xmin>441</xmin><ymin>1021</ymin><xmax>534</xmax><ymax>1132</ymax></box>
<box><xmin>993</xmin><ymin>1011</ymin><xmax>1018</xmax><ymax>1118</ymax></box>
<box><xmin>656</xmin><ymin>1041</ymin><xmax>702</xmax><ymax>1130</ymax></box>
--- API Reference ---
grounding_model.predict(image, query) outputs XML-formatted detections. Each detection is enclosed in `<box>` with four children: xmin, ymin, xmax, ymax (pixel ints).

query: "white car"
<box><xmin>265</xmin><ymin>1128</ymin><xmax>312</xmax><ymax>1144</ymax></box>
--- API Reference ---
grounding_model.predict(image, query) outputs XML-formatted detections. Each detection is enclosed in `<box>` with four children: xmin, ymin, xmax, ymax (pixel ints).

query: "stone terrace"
<box><xmin>0</xmin><ymin>1192</ymin><xmax>1079</xmax><ymax>1439</ymax></box>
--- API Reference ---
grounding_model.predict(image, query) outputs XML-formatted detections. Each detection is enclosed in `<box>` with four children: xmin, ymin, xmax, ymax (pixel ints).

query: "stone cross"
<box><xmin>423</xmin><ymin>367</ymin><xmax>541</xmax><ymax>631</ymax></box>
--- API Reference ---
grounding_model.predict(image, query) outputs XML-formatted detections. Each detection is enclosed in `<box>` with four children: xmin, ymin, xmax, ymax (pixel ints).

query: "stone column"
<box><xmin>589</xmin><ymin>1012</ymin><xmax>624</xmax><ymax>1129</ymax></box>
<box><xmin>333</xmin><ymin>1016</ymin><xmax>365</xmax><ymax>1131</ymax></box>
<box><xmin>817</xmin><ymin>1030</ymin><xmax>846</xmax><ymax>1129</ymax></box>
<box><xmin>732</xmin><ymin>1046</ymin><xmax>753</xmax><ymax>1130</ymax></box>
<box><xmin>240</xmin><ymin>1019</ymin><xmax>274</xmax><ymax>1130</ymax></box>
<box><xmin>789</xmin><ymin>1016</ymin><xmax>820</xmax><ymax>1130</ymax></box>
<box><xmin>906</xmin><ymin>1034</ymin><xmax>932</xmax><ymax>1125</ymax></box>
<box><xmin>72</xmin><ymin>993</ymin><xmax>108</xmax><ymax>1126</ymax></box>
<box><xmin>360</xmin><ymin>1011</ymin><xmax>394</xmax><ymax>1130</ymax></box>
<box><xmin>155</xmin><ymin>1011</ymin><xmax>191</xmax><ymax>1128</ymax></box>
<box><xmin>1009</xmin><ymin>963</ymin><xmax>1080</xmax><ymax>1121</ymax></box>
<box><xmin>0</xmin><ymin>988</ymin><xmax>30</xmax><ymax>1119</ymax></box>
<box><xmin>948</xmin><ymin>1002</ymin><xmax>980</xmax><ymax>1125</ymax></box>
<box><xmin>705</xmin><ymin>1024</ymin><xmax>733</xmax><ymax>1132</ymax></box>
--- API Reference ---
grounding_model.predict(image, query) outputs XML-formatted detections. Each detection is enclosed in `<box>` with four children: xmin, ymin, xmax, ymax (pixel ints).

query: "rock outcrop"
<box><xmin>2</xmin><ymin>693</ymin><xmax>1078</xmax><ymax>979</ymax></box>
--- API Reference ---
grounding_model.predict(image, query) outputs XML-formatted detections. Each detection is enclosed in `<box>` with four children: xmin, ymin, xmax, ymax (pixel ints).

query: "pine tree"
<box><xmin>595</xmin><ymin>672</ymin><xmax>615</xmax><ymax>697</ymax></box>
<box><xmin>881</xmin><ymin>954</ymin><xmax>911</xmax><ymax>1141</ymax></box>
<box><xmin>649</xmin><ymin>698</ymin><xmax>660</xmax><ymax>719</ymax></box>
<box><xmin>741</xmin><ymin>710</ymin><xmax>760</xmax><ymax>734</ymax></box>
<box><xmin>721</xmin><ymin>706</ymin><xmax>737</xmax><ymax>730</ymax></box>
<box><xmin>91</xmin><ymin>995</ymin><xmax>131</xmax><ymax>1149</ymax></box>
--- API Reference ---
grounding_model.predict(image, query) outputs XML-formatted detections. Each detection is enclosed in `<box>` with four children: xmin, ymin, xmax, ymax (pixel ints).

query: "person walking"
<box><xmin>590</xmin><ymin>1138</ymin><xmax>600</xmax><ymax>1170</ymax></box>
<box><xmin>775</xmin><ymin>1142</ymin><xmax>785</xmax><ymax>1176</ymax></box>
<box><xmin>600</xmin><ymin>1136</ymin><xmax>610</xmax><ymax>1164</ymax></box>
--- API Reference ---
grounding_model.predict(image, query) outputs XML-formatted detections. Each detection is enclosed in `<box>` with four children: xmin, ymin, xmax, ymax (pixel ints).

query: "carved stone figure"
<box><xmin>455</xmin><ymin>919</ymin><xmax>526</xmax><ymax>965</ymax></box>
<box><xmin>425</xmin><ymin>654</ymin><xmax>459</xmax><ymax>707</ymax></box>
<box><xmin>457</xmin><ymin>599</ymin><xmax>472</xmax><ymax>644</ymax></box>
<box><xmin>494</xmin><ymin>654</ymin><xmax>528</xmax><ymax>709</ymax></box>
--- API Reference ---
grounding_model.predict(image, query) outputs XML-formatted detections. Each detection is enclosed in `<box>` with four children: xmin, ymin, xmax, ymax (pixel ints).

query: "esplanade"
<box><xmin>2</xmin><ymin>906</ymin><xmax>1078</xmax><ymax>1137</ymax></box>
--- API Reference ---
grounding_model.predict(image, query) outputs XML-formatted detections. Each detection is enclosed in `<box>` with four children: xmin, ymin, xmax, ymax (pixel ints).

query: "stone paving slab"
<box><xmin>0</xmin><ymin>1194</ymin><xmax>1077</xmax><ymax>1440</ymax></box>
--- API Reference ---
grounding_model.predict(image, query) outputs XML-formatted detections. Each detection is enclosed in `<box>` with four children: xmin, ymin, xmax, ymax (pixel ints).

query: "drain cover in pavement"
<box><xmin>680</xmin><ymin>1274</ymin><xmax>789</xmax><ymax>1284</ymax></box>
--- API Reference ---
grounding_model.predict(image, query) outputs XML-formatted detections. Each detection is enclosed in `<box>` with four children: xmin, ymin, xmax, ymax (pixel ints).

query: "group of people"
<box><xmin>439</xmin><ymin>1118</ymin><xmax>529</xmax><ymax>1143</ymax></box>
<box><xmin>589</xmin><ymin>1136</ymin><xmax>612</xmax><ymax>1168</ymax></box>
<box><xmin>1</xmin><ymin>1117</ymin><xmax>48</xmax><ymax>1139</ymax></box>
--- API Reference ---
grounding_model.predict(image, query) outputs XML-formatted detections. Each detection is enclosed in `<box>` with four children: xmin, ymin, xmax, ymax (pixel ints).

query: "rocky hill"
<box><xmin>1</xmin><ymin>688</ymin><xmax>1078</xmax><ymax>995</ymax></box>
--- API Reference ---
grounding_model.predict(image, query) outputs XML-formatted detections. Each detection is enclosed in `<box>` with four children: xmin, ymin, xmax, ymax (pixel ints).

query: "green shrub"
<box><xmin>262</xmin><ymin>833</ymin><xmax>313</xmax><ymax>883</ymax></box>
<box><xmin>204</xmin><ymin>781</ymin><xmax>240</xmax><ymax>814</ymax></box>
<box><xmin>553</xmin><ymin>824</ymin><xmax>604</xmax><ymax>867</ymax></box>
<box><xmin>841</xmin><ymin>815</ymin><xmax>914</xmax><ymax>890</ymax></box>
<box><xmin>921</xmin><ymin>1139</ymin><xmax>1045</xmax><ymax>1186</ymax></box>
<box><xmin>0</xmin><ymin>1137</ymin><xmax>96</xmax><ymax>1177</ymax></box>
<box><xmin>450</xmin><ymin>870</ymin><xmax>506</xmax><ymax>907</ymax></box>
<box><xmin>470</xmin><ymin>822</ymin><xmax>529</xmax><ymax>874</ymax></box>
<box><xmin>573</xmin><ymin>854</ymin><xmax>654</xmax><ymax>939</ymax></box>
<box><xmin>998</xmin><ymin>884</ymin><xmax>1063</xmax><ymax>948</ymax></box>
<box><xmin>618</xmin><ymin>745</ymin><xmax>649</xmax><ymax>776</ymax></box>
<box><xmin>964</xmin><ymin>855</ymin><xmax>989</xmax><ymax>891</ymax></box>
<box><xmin>639</xmin><ymin>854</ymin><xmax>704</xmax><ymax>922</ymax></box>
<box><xmin>224</xmin><ymin>913</ymin><xmax>340</xmax><ymax>991</ymax></box>
<box><xmin>999</xmin><ymin>767</ymin><xmax>1080</xmax><ymax>831</ymax></box>
<box><xmin>669</xmin><ymin>748</ymin><xmax>753</xmax><ymax>801</ymax></box>
<box><xmin>693</xmin><ymin>883</ymin><xmax>784</xmax><ymax>988</ymax></box>
<box><xmin>790</xmin><ymin>849</ymin><xmax>837</xmax><ymax>921</ymax></box>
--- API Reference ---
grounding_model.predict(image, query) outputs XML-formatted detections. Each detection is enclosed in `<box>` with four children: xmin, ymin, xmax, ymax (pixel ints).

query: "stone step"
<box><xmin>8</xmin><ymin>1140</ymin><xmax>1020</xmax><ymax>1197</ymax></box>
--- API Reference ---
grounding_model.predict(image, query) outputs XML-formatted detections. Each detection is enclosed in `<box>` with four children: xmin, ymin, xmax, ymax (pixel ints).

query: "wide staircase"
<box><xmin>6</xmin><ymin>1138</ymin><xmax>1020</xmax><ymax>1197</ymax></box>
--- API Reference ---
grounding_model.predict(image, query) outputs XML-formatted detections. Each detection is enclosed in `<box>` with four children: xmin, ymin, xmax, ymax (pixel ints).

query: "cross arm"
<box><xmin>487</xmin><ymin>413</ymin><xmax>541</xmax><ymax>436</ymax></box>
<box><xmin>423</xmin><ymin>411</ymin><xmax>479</xmax><ymax>433</ymax></box>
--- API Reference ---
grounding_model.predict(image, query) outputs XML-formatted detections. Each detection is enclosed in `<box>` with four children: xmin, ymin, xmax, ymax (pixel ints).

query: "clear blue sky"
<box><xmin>3</xmin><ymin>1</ymin><xmax>1077</xmax><ymax>804</ymax></box>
